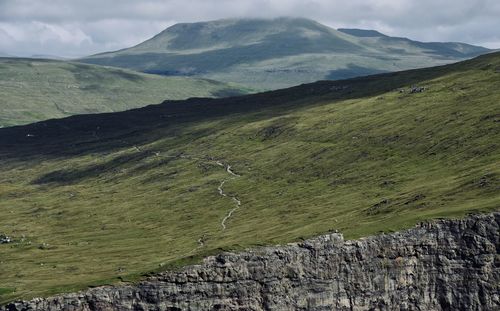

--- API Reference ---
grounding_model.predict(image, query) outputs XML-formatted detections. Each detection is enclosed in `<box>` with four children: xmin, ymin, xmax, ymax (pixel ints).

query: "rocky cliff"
<box><xmin>3</xmin><ymin>212</ymin><xmax>499</xmax><ymax>311</ymax></box>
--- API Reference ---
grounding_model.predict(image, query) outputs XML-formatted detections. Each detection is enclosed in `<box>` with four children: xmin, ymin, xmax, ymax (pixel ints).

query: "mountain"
<box><xmin>0</xmin><ymin>52</ymin><xmax>498</xmax><ymax>303</ymax></box>
<box><xmin>0</xmin><ymin>58</ymin><xmax>248</xmax><ymax>127</ymax></box>
<box><xmin>80</xmin><ymin>17</ymin><xmax>491</xmax><ymax>90</ymax></box>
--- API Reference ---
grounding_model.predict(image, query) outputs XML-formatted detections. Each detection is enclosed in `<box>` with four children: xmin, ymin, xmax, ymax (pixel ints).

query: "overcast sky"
<box><xmin>0</xmin><ymin>0</ymin><xmax>499</xmax><ymax>58</ymax></box>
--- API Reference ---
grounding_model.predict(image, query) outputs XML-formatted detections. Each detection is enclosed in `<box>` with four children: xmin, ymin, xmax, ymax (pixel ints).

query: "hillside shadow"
<box><xmin>32</xmin><ymin>151</ymin><xmax>152</xmax><ymax>185</ymax></box>
<box><xmin>1</xmin><ymin>52</ymin><xmax>495</xmax><ymax>161</ymax></box>
<box><xmin>326</xmin><ymin>64</ymin><xmax>388</xmax><ymax>80</ymax></box>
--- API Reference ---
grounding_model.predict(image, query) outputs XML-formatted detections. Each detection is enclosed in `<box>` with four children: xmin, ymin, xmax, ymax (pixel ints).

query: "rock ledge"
<box><xmin>3</xmin><ymin>212</ymin><xmax>499</xmax><ymax>311</ymax></box>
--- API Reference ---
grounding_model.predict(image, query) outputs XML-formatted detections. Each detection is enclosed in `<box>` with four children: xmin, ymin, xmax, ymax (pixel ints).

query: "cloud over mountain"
<box><xmin>1</xmin><ymin>0</ymin><xmax>499</xmax><ymax>57</ymax></box>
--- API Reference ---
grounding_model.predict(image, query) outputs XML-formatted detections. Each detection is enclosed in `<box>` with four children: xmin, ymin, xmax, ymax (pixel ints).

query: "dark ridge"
<box><xmin>0</xmin><ymin>52</ymin><xmax>497</xmax><ymax>160</ymax></box>
<box><xmin>337</xmin><ymin>28</ymin><xmax>388</xmax><ymax>37</ymax></box>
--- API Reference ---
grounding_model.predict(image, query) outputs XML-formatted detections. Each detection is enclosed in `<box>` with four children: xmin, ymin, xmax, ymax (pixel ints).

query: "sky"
<box><xmin>0</xmin><ymin>0</ymin><xmax>499</xmax><ymax>58</ymax></box>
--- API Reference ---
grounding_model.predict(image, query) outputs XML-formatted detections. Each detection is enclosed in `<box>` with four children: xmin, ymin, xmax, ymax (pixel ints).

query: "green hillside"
<box><xmin>0</xmin><ymin>52</ymin><xmax>499</xmax><ymax>303</ymax></box>
<box><xmin>0</xmin><ymin>58</ymin><xmax>248</xmax><ymax>127</ymax></box>
<box><xmin>80</xmin><ymin>17</ymin><xmax>490</xmax><ymax>90</ymax></box>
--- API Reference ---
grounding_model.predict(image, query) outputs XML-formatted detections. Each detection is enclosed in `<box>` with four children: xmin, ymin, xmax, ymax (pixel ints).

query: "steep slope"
<box><xmin>80</xmin><ymin>17</ymin><xmax>490</xmax><ymax>90</ymax></box>
<box><xmin>0</xmin><ymin>52</ymin><xmax>499</xmax><ymax>303</ymax></box>
<box><xmin>0</xmin><ymin>58</ymin><xmax>248</xmax><ymax>127</ymax></box>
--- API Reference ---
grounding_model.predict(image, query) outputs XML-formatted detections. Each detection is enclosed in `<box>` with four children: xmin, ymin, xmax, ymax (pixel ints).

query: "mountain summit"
<box><xmin>81</xmin><ymin>17</ymin><xmax>490</xmax><ymax>89</ymax></box>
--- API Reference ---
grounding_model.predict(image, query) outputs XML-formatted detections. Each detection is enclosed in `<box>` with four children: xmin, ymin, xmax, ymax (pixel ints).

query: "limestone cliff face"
<box><xmin>3</xmin><ymin>213</ymin><xmax>499</xmax><ymax>311</ymax></box>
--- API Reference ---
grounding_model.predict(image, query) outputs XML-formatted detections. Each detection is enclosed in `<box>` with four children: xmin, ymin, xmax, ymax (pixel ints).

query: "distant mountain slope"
<box><xmin>30</xmin><ymin>54</ymin><xmax>69</xmax><ymax>60</ymax></box>
<box><xmin>1</xmin><ymin>52</ymin><xmax>498</xmax><ymax>303</ymax></box>
<box><xmin>338</xmin><ymin>28</ymin><xmax>489</xmax><ymax>58</ymax></box>
<box><xmin>80</xmin><ymin>17</ymin><xmax>490</xmax><ymax>90</ymax></box>
<box><xmin>0</xmin><ymin>58</ymin><xmax>248</xmax><ymax>127</ymax></box>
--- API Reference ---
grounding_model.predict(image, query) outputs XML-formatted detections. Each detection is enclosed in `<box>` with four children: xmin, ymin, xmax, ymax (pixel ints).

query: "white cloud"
<box><xmin>33</xmin><ymin>22</ymin><xmax>92</xmax><ymax>45</ymax></box>
<box><xmin>0</xmin><ymin>21</ymin><xmax>94</xmax><ymax>57</ymax></box>
<box><xmin>0</xmin><ymin>28</ymin><xmax>15</xmax><ymax>48</ymax></box>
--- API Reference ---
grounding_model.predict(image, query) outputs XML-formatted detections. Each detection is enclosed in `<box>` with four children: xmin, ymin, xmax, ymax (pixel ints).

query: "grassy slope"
<box><xmin>80</xmin><ymin>18</ymin><xmax>490</xmax><ymax>90</ymax></box>
<box><xmin>0</xmin><ymin>52</ymin><xmax>499</xmax><ymax>303</ymax></box>
<box><xmin>0</xmin><ymin>58</ymin><xmax>248</xmax><ymax>127</ymax></box>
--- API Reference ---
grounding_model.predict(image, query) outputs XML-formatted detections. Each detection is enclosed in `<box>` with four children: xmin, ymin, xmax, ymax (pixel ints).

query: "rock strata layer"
<box><xmin>3</xmin><ymin>212</ymin><xmax>499</xmax><ymax>311</ymax></box>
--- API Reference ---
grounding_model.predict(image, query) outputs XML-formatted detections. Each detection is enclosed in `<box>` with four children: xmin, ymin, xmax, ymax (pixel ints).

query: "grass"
<box><xmin>81</xmin><ymin>18</ymin><xmax>490</xmax><ymax>90</ymax></box>
<box><xmin>0</xmin><ymin>58</ymin><xmax>249</xmax><ymax>127</ymax></box>
<box><xmin>0</xmin><ymin>52</ymin><xmax>499</xmax><ymax>304</ymax></box>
